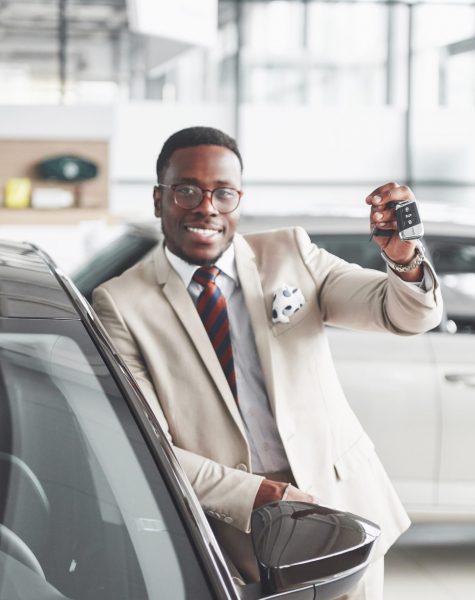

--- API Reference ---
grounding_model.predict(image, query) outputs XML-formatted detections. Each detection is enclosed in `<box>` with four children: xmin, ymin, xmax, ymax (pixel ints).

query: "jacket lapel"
<box><xmin>153</xmin><ymin>243</ymin><xmax>245</xmax><ymax>435</ymax></box>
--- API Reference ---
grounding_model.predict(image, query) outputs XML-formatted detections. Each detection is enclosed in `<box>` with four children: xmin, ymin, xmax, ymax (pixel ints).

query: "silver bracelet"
<box><xmin>380</xmin><ymin>240</ymin><xmax>425</xmax><ymax>273</ymax></box>
<box><xmin>281</xmin><ymin>483</ymin><xmax>292</xmax><ymax>501</ymax></box>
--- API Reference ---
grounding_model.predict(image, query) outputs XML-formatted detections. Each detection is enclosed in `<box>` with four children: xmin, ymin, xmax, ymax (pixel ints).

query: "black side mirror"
<box><xmin>251</xmin><ymin>502</ymin><xmax>380</xmax><ymax>599</ymax></box>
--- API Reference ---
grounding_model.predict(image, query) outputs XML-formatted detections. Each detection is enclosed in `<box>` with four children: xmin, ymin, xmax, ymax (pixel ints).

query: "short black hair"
<box><xmin>156</xmin><ymin>126</ymin><xmax>243</xmax><ymax>181</ymax></box>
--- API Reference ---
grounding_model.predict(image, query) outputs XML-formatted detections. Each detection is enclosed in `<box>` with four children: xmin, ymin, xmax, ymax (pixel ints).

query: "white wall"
<box><xmin>1</xmin><ymin>101</ymin><xmax>475</xmax><ymax>271</ymax></box>
<box><xmin>239</xmin><ymin>105</ymin><xmax>406</xmax><ymax>216</ymax></box>
<box><xmin>240</xmin><ymin>105</ymin><xmax>406</xmax><ymax>183</ymax></box>
<box><xmin>109</xmin><ymin>104</ymin><xmax>408</xmax><ymax>221</ymax></box>
<box><xmin>412</xmin><ymin>108</ymin><xmax>475</xmax><ymax>182</ymax></box>
<box><xmin>108</xmin><ymin>102</ymin><xmax>475</xmax><ymax>218</ymax></box>
<box><xmin>0</xmin><ymin>105</ymin><xmax>114</xmax><ymax>139</ymax></box>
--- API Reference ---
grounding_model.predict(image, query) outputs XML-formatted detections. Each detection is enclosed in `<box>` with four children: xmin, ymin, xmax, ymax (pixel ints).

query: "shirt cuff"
<box><xmin>403</xmin><ymin>264</ymin><xmax>433</xmax><ymax>293</ymax></box>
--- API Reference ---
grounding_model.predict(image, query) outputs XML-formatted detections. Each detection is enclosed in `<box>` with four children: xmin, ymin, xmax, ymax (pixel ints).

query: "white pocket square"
<box><xmin>272</xmin><ymin>284</ymin><xmax>305</xmax><ymax>324</ymax></box>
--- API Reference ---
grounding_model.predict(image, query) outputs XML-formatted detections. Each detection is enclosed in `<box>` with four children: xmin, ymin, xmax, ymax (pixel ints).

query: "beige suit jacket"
<box><xmin>93</xmin><ymin>226</ymin><xmax>443</xmax><ymax>560</ymax></box>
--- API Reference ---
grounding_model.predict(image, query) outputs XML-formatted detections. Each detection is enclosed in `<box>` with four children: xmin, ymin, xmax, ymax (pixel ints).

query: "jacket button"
<box><xmin>224</xmin><ymin>516</ymin><xmax>233</xmax><ymax>524</ymax></box>
<box><xmin>236</xmin><ymin>463</ymin><xmax>248</xmax><ymax>471</ymax></box>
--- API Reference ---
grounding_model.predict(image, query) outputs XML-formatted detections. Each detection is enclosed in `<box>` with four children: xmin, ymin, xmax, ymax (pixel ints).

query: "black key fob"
<box><xmin>394</xmin><ymin>200</ymin><xmax>424</xmax><ymax>240</ymax></box>
<box><xmin>371</xmin><ymin>200</ymin><xmax>424</xmax><ymax>240</ymax></box>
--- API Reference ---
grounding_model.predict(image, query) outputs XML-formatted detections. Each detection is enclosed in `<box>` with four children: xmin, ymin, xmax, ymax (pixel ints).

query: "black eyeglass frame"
<box><xmin>157</xmin><ymin>183</ymin><xmax>243</xmax><ymax>214</ymax></box>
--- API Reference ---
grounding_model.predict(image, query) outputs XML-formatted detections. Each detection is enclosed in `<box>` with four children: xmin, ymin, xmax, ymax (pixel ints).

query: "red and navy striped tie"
<box><xmin>192</xmin><ymin>266</ymin><xmax>238</xmax><ymax>403</ymax></box>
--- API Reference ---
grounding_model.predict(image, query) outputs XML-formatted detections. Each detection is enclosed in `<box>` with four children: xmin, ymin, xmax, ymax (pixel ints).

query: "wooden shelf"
<box><xmin>0</xmin><ymin>138</ymin><xmax>109</xmax><ymax>213</ymax></box>
<box><xmin>0</xmin><ymin>208</ymin><xmax>121</xmax><ymax>225</ymax></box>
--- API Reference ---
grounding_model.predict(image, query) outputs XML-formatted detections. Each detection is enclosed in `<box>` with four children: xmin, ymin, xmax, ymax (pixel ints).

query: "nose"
<box><xmin>194</xmin><ymin>189</ymin><xmax>218</xmax><ymax>215</ymax></box>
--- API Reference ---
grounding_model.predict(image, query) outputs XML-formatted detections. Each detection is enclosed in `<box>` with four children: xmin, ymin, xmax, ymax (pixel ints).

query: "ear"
<box><xmin>153</xmin><ymin>186</ymin><xmax>161</xmax><ymax>218</ymax></box>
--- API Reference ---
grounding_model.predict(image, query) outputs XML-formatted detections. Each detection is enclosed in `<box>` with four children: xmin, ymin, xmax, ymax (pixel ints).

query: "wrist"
<box><xmin>253</xmin><ymin>479</ymin><xmax>287</xmax><ymax>508</ymax></box>
<box><xmin>380</xmin><ymin>240</ymin><xmax>425</xmax><ymax>274</ymax></box>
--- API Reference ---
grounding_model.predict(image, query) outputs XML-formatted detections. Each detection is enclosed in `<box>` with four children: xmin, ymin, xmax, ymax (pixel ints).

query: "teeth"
<box><xmin>187</xmin><ymin>227</ymin><xmax>219</xmax><ymax>237</ymax></box>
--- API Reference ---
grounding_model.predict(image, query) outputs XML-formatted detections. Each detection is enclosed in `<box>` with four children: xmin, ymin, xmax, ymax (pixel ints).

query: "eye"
<box><xmin>214</xmin><ymin>188</ymin><xmax>236</xmax><ymax>201</ymax></box>
<box><xmin>176</xmin><ymin>185</ymin><xmax>199</xmax><ymax>197</ymax></box>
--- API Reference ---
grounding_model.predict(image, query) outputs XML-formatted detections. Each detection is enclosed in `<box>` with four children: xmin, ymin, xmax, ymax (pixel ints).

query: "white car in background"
<box><xmin>73</xmin><ymin>215</ymin><xmax>475</xmax><ymax>523</ymax></box>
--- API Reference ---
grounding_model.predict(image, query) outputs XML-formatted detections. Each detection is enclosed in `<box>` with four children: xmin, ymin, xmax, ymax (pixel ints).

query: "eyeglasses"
<box><xmin>158</xmin><ymin>183</ymin><xmax>242</xmax><ymax>214</ymax></box>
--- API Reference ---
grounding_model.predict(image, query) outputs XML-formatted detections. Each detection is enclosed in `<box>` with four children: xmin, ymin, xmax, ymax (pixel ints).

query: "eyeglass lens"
<box><xmin>174</xmin><ymin>184</ymin><xmax>239</xmax><ymax>213</ymax></box>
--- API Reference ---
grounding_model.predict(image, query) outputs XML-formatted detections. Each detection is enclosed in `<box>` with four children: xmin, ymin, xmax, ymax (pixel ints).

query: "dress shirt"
<box><xmin>407</xmin><ymin>266</ymin><xmax>433</xmax><ymax>292</ymax></box>
<box><xmin>165</xmin><ymin>244</ymin><xmax>291</xmax><ymax>474</ymax></box>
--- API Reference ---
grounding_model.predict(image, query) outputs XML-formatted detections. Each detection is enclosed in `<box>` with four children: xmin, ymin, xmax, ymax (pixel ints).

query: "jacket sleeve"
<box><xmin>294</xmin><ymin>226</ymin><xmax>443</xmax><ymax>334</ymax></box>
<box><xmin>92</xmin><ymin>284</ymin><xmax>263</xmax><ymax>533</ymax></box>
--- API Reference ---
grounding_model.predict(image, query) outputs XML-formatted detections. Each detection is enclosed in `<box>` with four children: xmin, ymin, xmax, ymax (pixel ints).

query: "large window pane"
<box><xmin>412</xmin><ymin>3</ymin><xmax>475</xmax><ymax>108</ymax></box>
<box><xmin>243</xmin><ymin>1</ymin><xmax>305</xmax><ymax>55</ymax></box>
<box><xmin>307</xmin><ymin>2</ymin><xmax>387</xmax><ymax>106</ymax></box>
<box><xmin>242</xmin><ymin>0</ymin><xmax>389</xmax><ymax>106</ymax></box>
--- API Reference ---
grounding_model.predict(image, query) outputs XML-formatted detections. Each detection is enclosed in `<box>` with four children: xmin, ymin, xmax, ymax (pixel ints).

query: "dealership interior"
<box><xmin>1</xmin><ymin>1</ymin><xmax>475</xmax><ymax>598</ymax></box>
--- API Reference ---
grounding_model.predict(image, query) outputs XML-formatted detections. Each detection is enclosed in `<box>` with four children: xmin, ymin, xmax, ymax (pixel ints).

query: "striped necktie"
<box><xmin>192</xmin><ymin>266</ymin><xmax>238</xmax><ymax>403</ymax></box>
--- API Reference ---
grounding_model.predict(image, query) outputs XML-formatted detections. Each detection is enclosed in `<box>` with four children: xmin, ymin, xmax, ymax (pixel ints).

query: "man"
<box><xmin>93</xmin><ymin>126</ymin><xmax>442</xmax><ymax>599</ymax></box>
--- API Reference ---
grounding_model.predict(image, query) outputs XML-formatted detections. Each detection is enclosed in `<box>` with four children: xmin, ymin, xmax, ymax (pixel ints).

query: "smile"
<box><xmin>185</xmin><ymin>226</ymin><xmax>222</xmax><ymax>237</ymax></box>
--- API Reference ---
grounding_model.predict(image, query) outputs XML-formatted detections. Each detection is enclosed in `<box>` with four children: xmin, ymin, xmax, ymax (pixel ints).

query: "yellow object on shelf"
<box><xmin>4</xmin><ymin>177</ymin><xmax>32</xmax><ymax>209</ymax></box>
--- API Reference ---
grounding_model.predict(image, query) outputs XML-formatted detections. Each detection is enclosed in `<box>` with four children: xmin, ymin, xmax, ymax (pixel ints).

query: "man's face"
<box><xmin>154</xmin><ymin>145</ymin><xmax>242</xmax><ymax>265</ymax></box>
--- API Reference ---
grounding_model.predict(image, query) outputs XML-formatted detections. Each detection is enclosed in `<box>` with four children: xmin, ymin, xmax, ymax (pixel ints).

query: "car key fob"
<box><xmin>394</xmin><ymin>199</ymin><xmax>424</xmax><ymax>240</ymax></box>
<box><xmin>371</xmin><ymin>200</ymin><xmax>424</xmax><ymax>240</ymax></box>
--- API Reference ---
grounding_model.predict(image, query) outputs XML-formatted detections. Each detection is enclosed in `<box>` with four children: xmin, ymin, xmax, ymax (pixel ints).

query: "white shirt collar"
<box><xmin>165</xmin><ymin>243</ymin><xmax>238</xmax><ymax>288</ymax></box>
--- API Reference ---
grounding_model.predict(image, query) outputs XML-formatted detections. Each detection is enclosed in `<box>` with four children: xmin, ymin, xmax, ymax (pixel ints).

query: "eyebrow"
<box><xmin>176</xmin><ymin>177</ymin><xmax>238</xmax><ymax>187</ymax></box>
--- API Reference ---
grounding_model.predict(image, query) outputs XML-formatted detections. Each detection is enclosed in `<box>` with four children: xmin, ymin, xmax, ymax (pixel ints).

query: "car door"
<box><xmin>327</xmin><ymin>327</ymin><xmax>439</xmax><ymax>511</ymax></box>
<box><xmin>424</xmin><ymin>234</ymin><xmax>475</xmax><ymax>513</ymax></box>
<box><xmin>429</xmin><ymin>331</ymin><xmax>475</xmax><ymax>513</ymax></box>
<box><xmin>0</xmin><ymin>318</ymin><xmax>220</xmax><ymax>600</ymax></box>
<box><xmin>425</xmin><ymin>234</ymin><xmax>475</xmax><ymax>334</ymax></box>
<box><xmin>312</xmin><ymin>232</ymin><xmax>440</xmax><ymax>513</ymax></box>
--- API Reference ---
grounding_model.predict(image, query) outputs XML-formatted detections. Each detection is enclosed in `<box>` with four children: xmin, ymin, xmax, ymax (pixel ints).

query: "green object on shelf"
<box><xmin>37</xmin><ymin>155</ymin><xmax>98</xmax><ymax>182</ymax></box>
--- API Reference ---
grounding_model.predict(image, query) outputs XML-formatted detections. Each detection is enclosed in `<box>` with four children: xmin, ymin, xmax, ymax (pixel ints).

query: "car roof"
<box><xmin>0</xmin><ymin>240</ymin><xmax>78</xmax><ymax>319</ymax></box>
<box><xmin>243</xmin><ymin>215</ymin><xmax>475</xmax><ymax>237</ymax></box>
<box><xmin>124</xmin><ymin>214</ymin><xmax>475</xmax><ymax>239</ymax></box>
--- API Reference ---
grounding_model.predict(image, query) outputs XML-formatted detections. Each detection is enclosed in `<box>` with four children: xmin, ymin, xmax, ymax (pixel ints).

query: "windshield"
<box><xmin>0</xmin><ymin>319</ymin><xmax>212</xmax><ymax>600</ymax></box>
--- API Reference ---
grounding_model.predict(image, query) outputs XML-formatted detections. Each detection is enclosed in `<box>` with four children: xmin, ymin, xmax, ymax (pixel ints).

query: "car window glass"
<box><xmin>0</xmin><ymin>321</ymin><xmax>212</xmax><ymax>600</ymax></box>
<box><xmin>426</xmin><ymin>237</ymin><xmax>475</xmax><ymax>333</ymax></box>
<box><xmin>309</xmin><ymin>233</ymin><xmax>384</xmax><ymax>271</ymax></box>
<box><xmin>428</xmin><ymin>238</ymin><xmax>475</xmax><ymax>275</ymax></box>
<box><xmin>73</xmin><ymin>233</ymin><xmax>158</xmax><ymax>302</ymax></box>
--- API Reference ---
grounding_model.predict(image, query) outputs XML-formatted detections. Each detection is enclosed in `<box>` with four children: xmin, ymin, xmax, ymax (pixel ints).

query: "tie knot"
<box><xmin>192</xmin><ymin>266</ymin><xmax>220</xmax><ymax>286</ymax></box>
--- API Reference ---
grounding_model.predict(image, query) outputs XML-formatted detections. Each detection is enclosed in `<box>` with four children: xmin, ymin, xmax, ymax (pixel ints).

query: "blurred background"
<box><xmin>1</xmin><ymin>3</ymin><xmax>475</xmax><ymax>598</ymax></box>
<box><xmin>0</xmin><ymin>0</ymin><xmax>474</xmax><ymax>271</ymax></box>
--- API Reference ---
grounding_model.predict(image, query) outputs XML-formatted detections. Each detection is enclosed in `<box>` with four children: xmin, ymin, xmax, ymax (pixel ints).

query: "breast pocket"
<box><xmin>271</xmin><ymin>304</ymin><xmax>313</xmax><ymax>337</ymax></box>
<box><xmin>333</xmin><ymin>435</ymin><xmax>376</xmax><ymax>481</ymax></box>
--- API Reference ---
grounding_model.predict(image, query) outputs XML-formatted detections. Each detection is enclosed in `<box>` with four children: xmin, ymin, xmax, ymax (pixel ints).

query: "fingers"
<box><xmin>365</xmin><ymin>182</ymin><xmax>415</xmax><ymax>206</ymax></box>
<box><xmin>372</xmin><ymin>208</ymin><xmax>396</xmax><ymax>226</ymax></box>
<box><xmin>285</xmin><ymin>484</ymin><xmax>315</xmax><ymax>504</ymax></box>
<box><xmin>366</xmin><ymin>182</ymin><xmax>415</xmax><ymax>238</ymax></box>
<box><xmin>370</xmin><ymin>201</ymin><xmax>397</xmax><ymax>235</ymax></box>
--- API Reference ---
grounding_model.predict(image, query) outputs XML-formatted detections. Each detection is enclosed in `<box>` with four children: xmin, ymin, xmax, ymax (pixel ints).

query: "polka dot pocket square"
<box><xmin>272</xmin><ymin>284</ymin><xmax>306</xmax><ymax>324</ymax></box>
